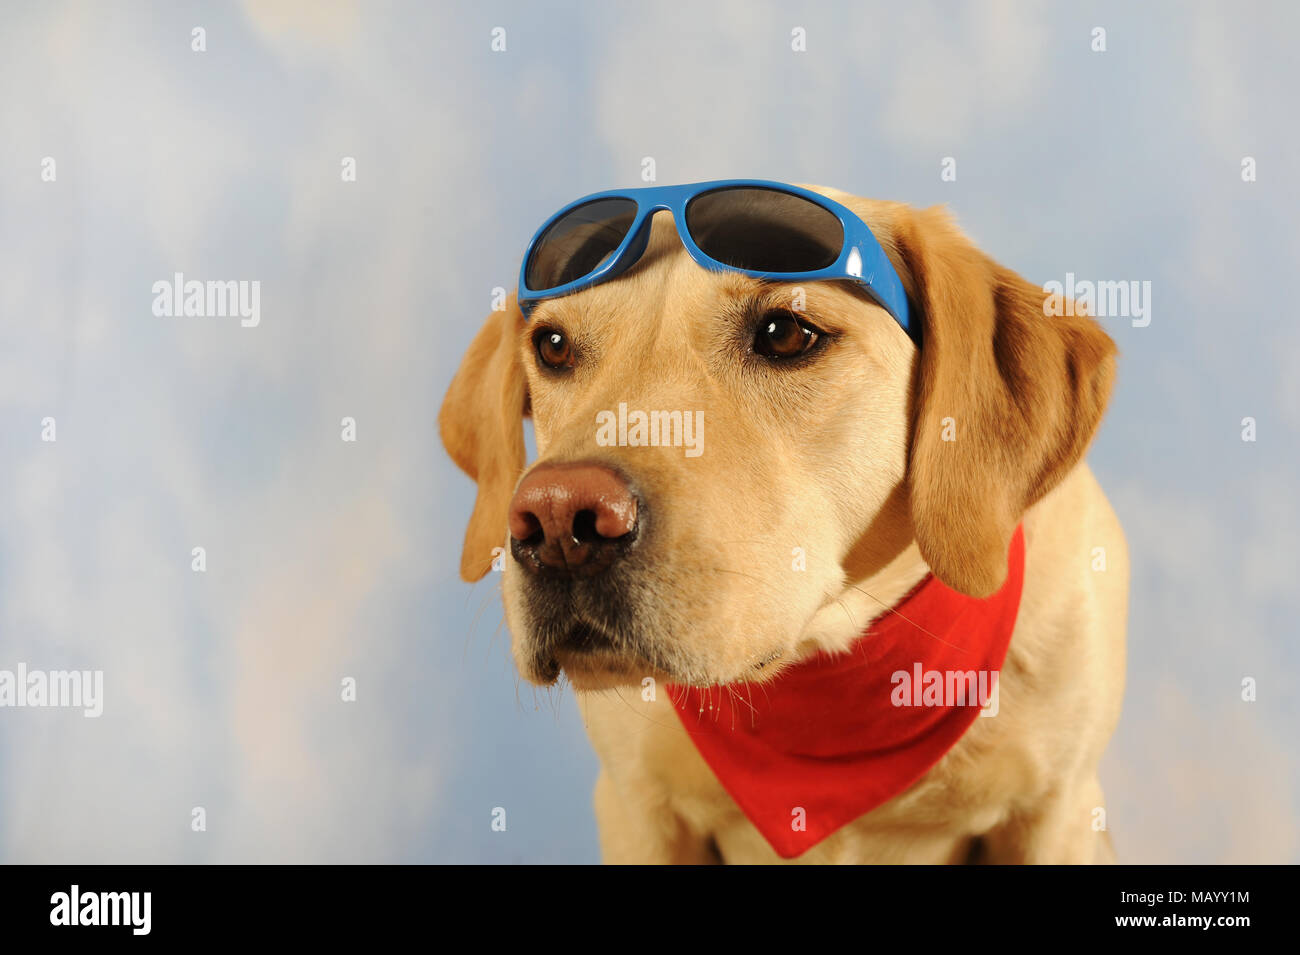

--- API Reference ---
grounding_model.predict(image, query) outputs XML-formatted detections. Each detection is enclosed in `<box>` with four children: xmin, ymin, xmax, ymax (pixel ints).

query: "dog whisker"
<box><xmin>834</xmin><ymin>597</ymin><xmax>858</xmax><ymax>630</ymax></box>
<box><xmin>607</xmin><ymin>685</ymin><xmax>689</xmax><ymax>733</ymax></box>
<box><xmin>846</xmin><ymin>581</ymin><xmax>972</xmax><ymax>653</ymax></box>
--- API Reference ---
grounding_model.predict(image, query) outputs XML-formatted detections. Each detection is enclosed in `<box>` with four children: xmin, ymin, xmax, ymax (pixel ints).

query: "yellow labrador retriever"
<box><xmin>440</xmin><ymin>185</ymin><xmax>1127</xmax><ymax>864</ymax></box>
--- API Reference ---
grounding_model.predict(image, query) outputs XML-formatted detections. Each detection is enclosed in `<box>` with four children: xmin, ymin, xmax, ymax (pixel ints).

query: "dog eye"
<box><xmin>754</xmin><ymin>311</ymin><xmax>820</xmax><ymax>359</ymax></box>
<box><xmin>535</xmin><ymin>328</ymin><xmax>575</xmax><ymax>370</ymax></box>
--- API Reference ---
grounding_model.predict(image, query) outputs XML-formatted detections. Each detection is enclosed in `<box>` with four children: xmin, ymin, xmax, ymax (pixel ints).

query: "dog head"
<box><xmin>440</xmin><ymin>188</ymin><xmax>1116</xmax><ymax>690</ymax></box>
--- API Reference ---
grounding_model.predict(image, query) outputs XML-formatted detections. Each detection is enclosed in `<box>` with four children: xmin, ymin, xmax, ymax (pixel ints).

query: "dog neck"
<box><xmin>798</xmin><ymin>538</ymin><xmax>934</xmax><ymax>661</ymax></box>
<box><xmin>667</xmin><ymin>525</ymin><xmax>1026</xmax><ymax>859</ymax></box>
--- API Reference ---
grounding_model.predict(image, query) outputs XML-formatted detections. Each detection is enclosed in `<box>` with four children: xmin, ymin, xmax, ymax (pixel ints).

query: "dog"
<box><xmin>440</xmin><ymin>184</ymin><xmax>1127</xmax><ymax>864</ymax></box>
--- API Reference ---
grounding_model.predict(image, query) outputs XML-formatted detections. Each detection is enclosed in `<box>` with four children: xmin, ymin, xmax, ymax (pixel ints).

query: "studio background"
<box><xmin>1</xmin><ymin>0</ymin><xmax>1296</xmax><ymax>863</ymax></box>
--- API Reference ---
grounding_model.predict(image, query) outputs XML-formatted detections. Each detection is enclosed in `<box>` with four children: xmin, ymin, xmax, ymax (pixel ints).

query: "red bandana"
<box><xmin>668</xmin><ymin>526</ymin><xmax>1026</xmax><ymax>859</ymax></box>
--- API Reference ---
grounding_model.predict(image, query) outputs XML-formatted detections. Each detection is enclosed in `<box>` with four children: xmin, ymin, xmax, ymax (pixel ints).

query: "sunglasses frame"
<box><xmin>517</xmin><ymin>179</ymin><xmax>915</xmax><ymax>344</ymax></box>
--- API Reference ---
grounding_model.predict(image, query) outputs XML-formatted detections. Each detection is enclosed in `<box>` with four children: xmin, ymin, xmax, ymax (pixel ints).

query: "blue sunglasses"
<box><xmin>517</xmin><ymin>179</ymin><xmax>915</xmax><ymax>344</ymax></box>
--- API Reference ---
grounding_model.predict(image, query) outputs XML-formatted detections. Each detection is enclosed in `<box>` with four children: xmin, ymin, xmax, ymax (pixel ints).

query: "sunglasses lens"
<box><xmin>685</xmin><ymin>187</ymin><xmax>843</xmax><ymax>273</ymax></box>
<box><xmin>525</xmin><ymin>197</ymin><xmax>639</xmax><ymax>292</ymax></box>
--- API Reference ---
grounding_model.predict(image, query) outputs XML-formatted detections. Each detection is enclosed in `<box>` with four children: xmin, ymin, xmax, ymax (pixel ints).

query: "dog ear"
<box><xmin>439</xmin><ymin>295</ymin><xmax>528</xmax><ymax>582</ymax></box>
<box><xmin>894</xmin><ymin>207</ymin><xmax>1117</xmax><ymax>597</ymax></box>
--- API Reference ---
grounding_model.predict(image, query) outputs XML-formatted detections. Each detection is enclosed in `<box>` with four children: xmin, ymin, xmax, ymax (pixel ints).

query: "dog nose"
<box><xmin>508</xmin><ymin>463</ymin><xmax>639</xmax><ymax>575</ymax></box>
